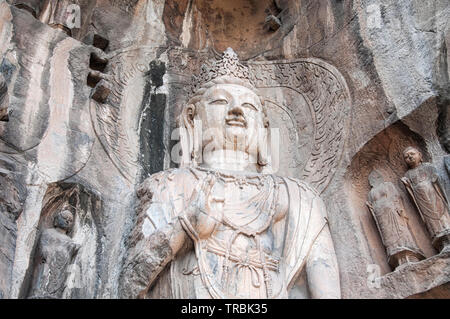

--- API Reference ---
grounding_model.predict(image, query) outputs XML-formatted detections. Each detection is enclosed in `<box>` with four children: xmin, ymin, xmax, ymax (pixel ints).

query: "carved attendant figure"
<box><xmin>120</xmin><ymin>48</ymin><xmax>340</xmax><ymax>299</ymax></box>
<box><xmin>401</xmin><ymin>147</ymin><xmax>450</xmax><ymax>252</ymax></box>
<box><xmin>28</xmin><ymin>209</ymin><xmax>79</xmax><ymax>299</ymax></box>
<box><xmin>366</xmin><ymin>170</ymin><xmax>424</xmax><ymax>269</ymax></box>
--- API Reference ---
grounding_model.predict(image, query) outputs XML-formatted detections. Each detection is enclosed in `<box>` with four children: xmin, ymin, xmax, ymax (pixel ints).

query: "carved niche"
<box><xmin>27</xmin><ymin>208</ymin><xmax>79</xmax><ymax>299</ymax></box>
<box><xmin>347</xmin><ymin>121</ymin><xmax>436</xmax><ymax>274</ymax></box>
<box><xmin>26</xmin><ymin>183</ymin><xmax>102</xmax><ymax>299</ymax></box>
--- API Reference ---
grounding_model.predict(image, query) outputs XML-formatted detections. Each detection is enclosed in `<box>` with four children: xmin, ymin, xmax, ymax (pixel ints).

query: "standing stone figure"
<box><xmin>120</xmin><ymin>48</ymin><xmax>341</xmax><ymax>299</ymax></box>
<box><xmin>366</xmin><ymin>170</ymin><xmax>424</xmax><ymax>269</ymax></box>
<box><xmin>28</xmin><ymin>209</ymin><xmax>79</xmax><ymax>299</ymax></box>
<box><xmin>401</xmin><ymin>147</ymin><xmax>450</xmax><ymax>252</ymax></box>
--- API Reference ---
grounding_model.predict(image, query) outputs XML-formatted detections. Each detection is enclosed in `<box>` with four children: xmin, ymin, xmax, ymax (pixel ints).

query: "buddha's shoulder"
<box><xmin>280</xmin><ymin>176</ymin><xmax>321</xmax><ymax>198</ymax></box>
<box><xmin>137</xmin><ymin>167</ymin><xmax>202</xmax><ymax>193</ymax></box>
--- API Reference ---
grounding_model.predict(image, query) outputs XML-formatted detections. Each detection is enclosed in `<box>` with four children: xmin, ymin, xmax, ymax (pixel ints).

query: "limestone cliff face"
<box><xmin>0</xmin><ymin>0</ymin><xmax>448</xmax><ymax>298</ymax></box>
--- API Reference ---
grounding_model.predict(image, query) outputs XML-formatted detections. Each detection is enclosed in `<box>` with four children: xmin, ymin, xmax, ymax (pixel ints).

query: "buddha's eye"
<box><xmin>242</xmin><ymin>103</ymin><xmax>257</xmax><ymax>111</ymax></box>
<box><xmin>210</xmin><ymin>99</ymin><xmax>228</xmax><ymax>105</ymax></box>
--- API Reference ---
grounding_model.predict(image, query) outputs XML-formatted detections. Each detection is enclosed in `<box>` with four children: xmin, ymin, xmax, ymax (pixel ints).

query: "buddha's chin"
<box><xmin>225</xmin><ymin>126</ymin><xmax>247</xmax><ymax>140</ymax></box>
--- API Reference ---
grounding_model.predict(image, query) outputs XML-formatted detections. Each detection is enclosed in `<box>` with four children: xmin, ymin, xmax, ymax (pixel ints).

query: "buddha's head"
<box><xmin>179</xmin><ymin>48</ymin><xmax>271</xmax><ymax>172</ymax></box>
<box><xmin>403</xmin><ymin>146</ymin><xmax>423</xmax><ymax>169</ymax></box>
<box><xmin>53</xmin><ymin>209</ymin><xmax>74</xmax><ymax>233</ymax></box>
<box><xmin>368</xmin><ymin>169</ymin><xmax>385</xmax><ymax>188</ymax></box>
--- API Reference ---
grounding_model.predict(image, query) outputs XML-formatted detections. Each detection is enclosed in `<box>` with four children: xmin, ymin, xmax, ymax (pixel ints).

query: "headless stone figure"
<box><xmin>28</xmin><ymin>209</ymin><xmax>79</xmax><ymax>299</ymax></box>
<box><xmin>367</xmin><ymin>170</ymin><xmax>424</xmax><ymax>269</ymax></box>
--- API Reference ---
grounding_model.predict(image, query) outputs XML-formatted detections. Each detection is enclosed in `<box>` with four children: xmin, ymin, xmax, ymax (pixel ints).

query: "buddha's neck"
<box><xmin>200</xmin><ymin>149</ymin><xmax>259</xmax><ymax>173</ymax></box>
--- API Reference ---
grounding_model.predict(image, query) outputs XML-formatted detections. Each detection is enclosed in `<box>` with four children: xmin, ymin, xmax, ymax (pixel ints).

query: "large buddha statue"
<box><xmin>120</xmin><ymin>48</ymin><xmax>340</xmax><ymax>299</ymax></box>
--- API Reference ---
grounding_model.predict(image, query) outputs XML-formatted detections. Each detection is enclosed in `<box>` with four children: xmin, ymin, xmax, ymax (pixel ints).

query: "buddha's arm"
<box><xmin>120</xmin><ymin>173</ymin><xmax>213</xmax><ymax>298</ymax></box>
<box><xmin>306</xmin><ymin>198</ymin><xmax>341</xmax><ymax>299</ymax></box>
<box><xmin>119</xmin><ymin>211</ymin><xmax>190</xmax><ymax>299</ymax></box>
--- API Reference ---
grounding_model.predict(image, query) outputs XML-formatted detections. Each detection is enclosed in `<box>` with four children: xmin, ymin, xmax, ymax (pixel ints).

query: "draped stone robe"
<box><xmin>121</xmin><ymin>167</ymin><xmax>330</xmax><ymax>299</ymax></box>
<box><xmin>403</xmin><ymin>163</ymin><xmax>450</xmax><ymax>246</ymax></box>
<box><xmin>28</xmin><ymin>228</ymin><xmax>78</xmax><ymax>299</ymax></box>
<box><xmin>367</xmin><ymin>181</ymin><xmax>423</xmax><ymax>265</ymax></box>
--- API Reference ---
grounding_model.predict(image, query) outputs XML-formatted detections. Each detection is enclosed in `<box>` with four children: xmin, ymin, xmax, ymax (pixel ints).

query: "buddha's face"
<box><xmin>54</xmin><ymin>210</ymin><xmax>74</xmax><ymax>232</ymax></box>
<box><xmin>368</xmin><ymin>170</ymin><xmax>384</xmax><ymax>188</ymax></box>
<box><xmin>195</xmin><ymin>83</ymin><xmax>265</xmax><ymax>156</ymax></box>
<box><xmin>403</xmin><ymin>147</ymin><xmax>422</xmax><ymax>168</ymax></box>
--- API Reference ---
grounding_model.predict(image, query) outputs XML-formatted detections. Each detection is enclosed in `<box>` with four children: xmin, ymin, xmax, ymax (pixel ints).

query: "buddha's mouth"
<box><xmin>225</xmin><ymin>117</ymin><xmax>247</xmax><ymax>128</ymax></box>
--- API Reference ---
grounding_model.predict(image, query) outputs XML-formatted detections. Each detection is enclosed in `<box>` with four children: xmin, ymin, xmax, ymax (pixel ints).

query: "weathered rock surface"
<box><xmin>0</xmin><ymin>0</ymin><xmax>448</xmax><ymax>298</ymax></box>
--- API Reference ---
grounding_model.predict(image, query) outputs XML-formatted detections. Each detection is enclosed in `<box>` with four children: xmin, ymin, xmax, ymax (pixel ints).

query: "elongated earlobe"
<box><xmin>192</xmin><ymin>118</ymin><xmax>203</xmax><ymax>166</ymax></box>
<box><xmin>257</xmin><ymin>126</ymin><xmax>269</xmax><ymax>167</ymax></box>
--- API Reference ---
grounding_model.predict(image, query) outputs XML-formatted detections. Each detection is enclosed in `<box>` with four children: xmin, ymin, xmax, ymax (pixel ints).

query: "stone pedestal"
<box><xmin>378</xmin><ymin>251</ymin><xmax>450</xmax><ymax>299</ymax></box>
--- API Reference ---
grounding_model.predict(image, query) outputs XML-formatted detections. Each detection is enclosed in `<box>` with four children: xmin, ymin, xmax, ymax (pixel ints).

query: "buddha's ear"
<box><xmin>257</xmin><ymin>118</ymin><xmax>270</xmax><ymax>169</ymax></box>
<box><xmin>418</xmin><ymin>150</ymin><xmax>424</xmax><ymax>163</ymax></box>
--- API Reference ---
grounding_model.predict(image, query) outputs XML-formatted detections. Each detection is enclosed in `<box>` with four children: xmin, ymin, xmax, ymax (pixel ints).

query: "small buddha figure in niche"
<box><xmin>401</xmin><ymin>146</ymin><xmax>450</xmax><ymax>252</ymax></box>
<box><xmin>28</xmin><ymin>209</ymin><xmax>79</xmax><ymax>299</ymax></box>
<box><xmin>366</xmin><ymin>170</ymin><xmax>424</xmax><ymax>270</ymax></box>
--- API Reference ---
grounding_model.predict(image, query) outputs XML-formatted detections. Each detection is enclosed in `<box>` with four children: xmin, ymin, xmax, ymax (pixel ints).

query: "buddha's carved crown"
<box><xmin>190</xmin><ymin>48</ymin><xmax>254</xmax><ymax>96</ymax></box>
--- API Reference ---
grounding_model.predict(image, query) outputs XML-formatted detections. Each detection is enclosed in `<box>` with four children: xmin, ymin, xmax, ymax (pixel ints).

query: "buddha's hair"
<box><xmin>403</xmin><ymin>146</ymin><xmax>423</xmax><ymax>157</ymax></box>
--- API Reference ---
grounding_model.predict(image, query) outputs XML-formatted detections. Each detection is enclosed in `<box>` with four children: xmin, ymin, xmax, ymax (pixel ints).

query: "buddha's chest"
<box><xmin>195</xmin><ymin>178</ymin><xmax>280</xmax><ymax>255</ymax></box>
<box><xmin>203</xmin><ymin>175</ymin><xmax>278</xmax><ymax>226</ymax></box>
<box><xmin>408</xmin><ymin>167</ymin><xmax>430</xmax><ymax>185</ymax></box>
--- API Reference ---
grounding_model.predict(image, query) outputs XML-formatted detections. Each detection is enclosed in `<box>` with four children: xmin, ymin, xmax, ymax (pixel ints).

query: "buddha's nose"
<box><xmin>228</xmin><ymin>106</ymin><xmax>244</xmax><ymax>117</ymax></box>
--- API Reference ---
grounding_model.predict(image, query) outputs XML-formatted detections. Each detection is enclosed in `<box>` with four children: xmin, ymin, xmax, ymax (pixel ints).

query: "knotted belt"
<box><xmin>206</xmin><ymin>240</ymin><xmax>279</xmax><ymax>288</ymax></box>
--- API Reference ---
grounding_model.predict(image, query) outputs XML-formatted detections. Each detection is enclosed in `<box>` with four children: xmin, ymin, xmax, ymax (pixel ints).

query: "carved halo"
<box><xmin>91</xmin><ymin>46</ymin><xmax>351</xmax><ymax>192</ymax></box>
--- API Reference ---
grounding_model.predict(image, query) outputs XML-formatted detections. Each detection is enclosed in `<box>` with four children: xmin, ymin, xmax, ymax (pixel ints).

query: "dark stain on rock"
<box><xmin>140</xmin><ymin>93</ymin><xmax>167</xmax><ymax>178</ymax></box>
<box><xmin>149</xmin><ymin>60</ymin><xmax>166</xmax><ymax>88</ymax></box>
<box><xmin>140</xmin><ymin>60</ymin><xmax>167</xmax><ymax>179</ymax></box>
<box><xmin>435</xmin><ymin>39</ymin><xmax>450</xmax><ymax>153</ymax></box>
